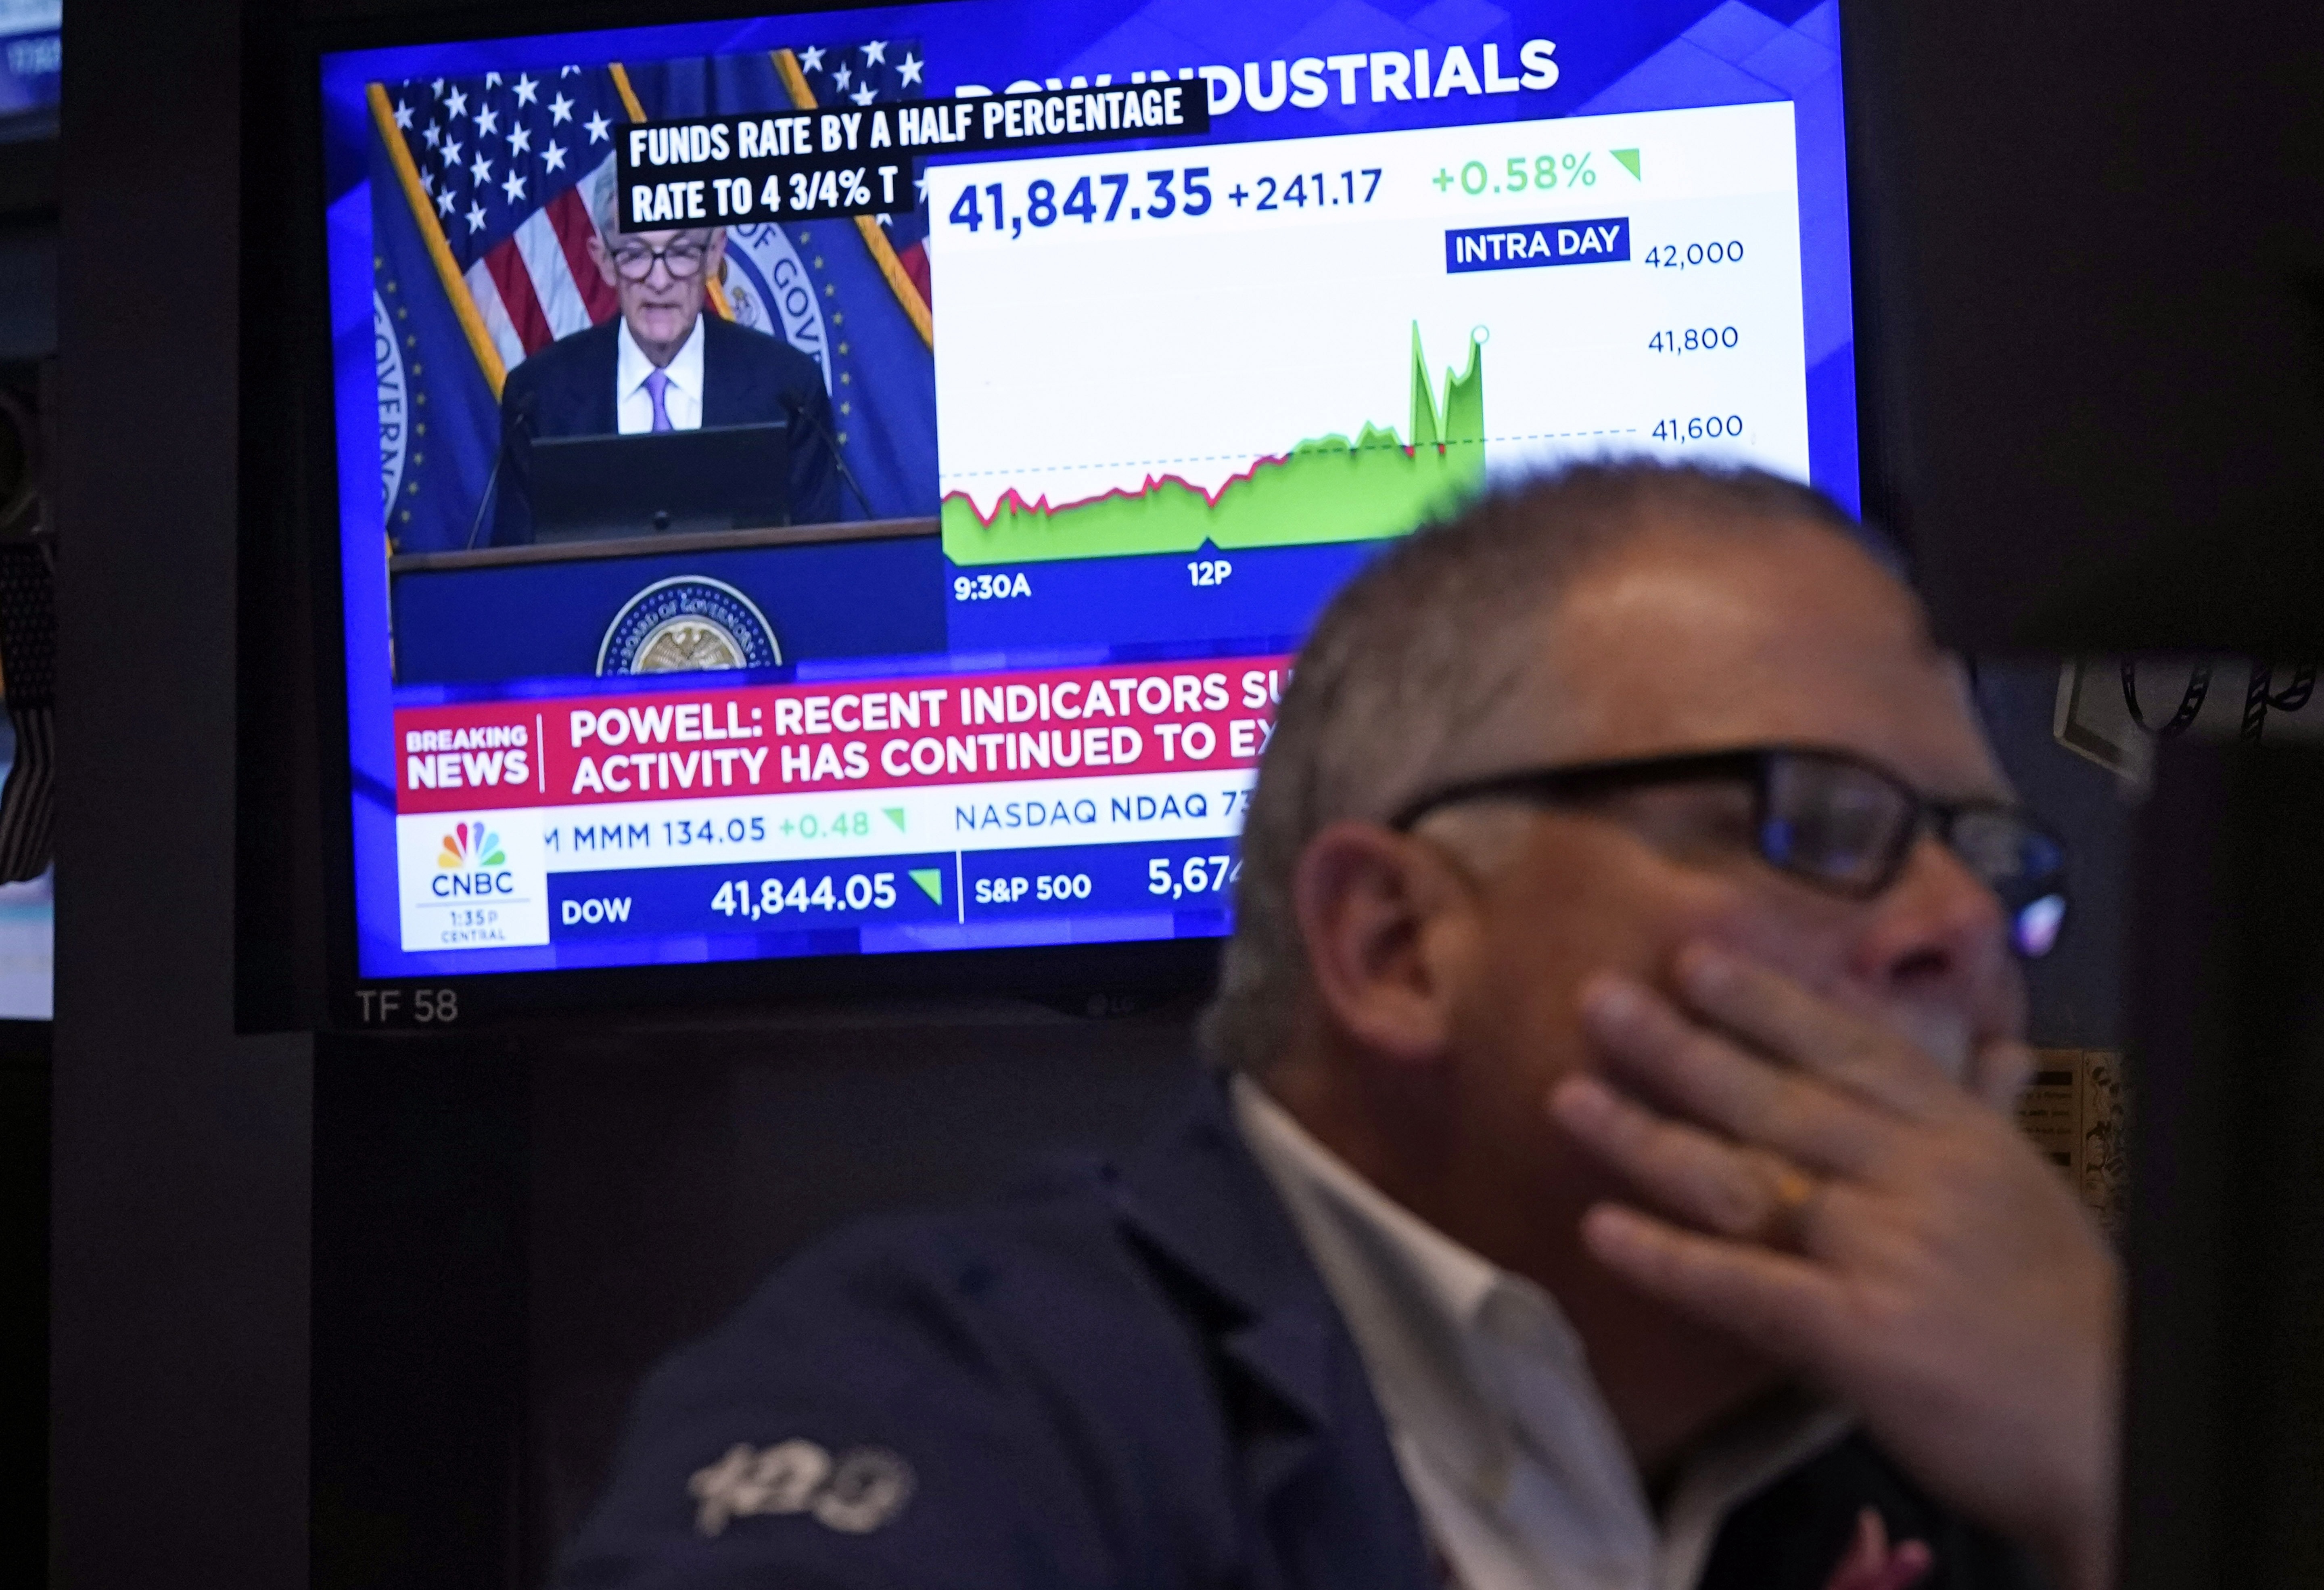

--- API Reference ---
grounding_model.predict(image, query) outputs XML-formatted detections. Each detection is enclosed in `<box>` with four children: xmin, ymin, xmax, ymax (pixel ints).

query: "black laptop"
<box><xmin>530</xmin><ymin>421</ymin><xmax>790</xmax><ymax>542</ymax></box>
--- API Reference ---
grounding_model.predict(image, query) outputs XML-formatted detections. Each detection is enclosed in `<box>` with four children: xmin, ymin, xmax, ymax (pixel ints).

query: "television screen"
<box><xmin>319</xmin><ymin>0</ymin><xmax>1859</xmax><ymax>983</ymax></box>
<box><xmin>0</xmin><ymin>1</ymin><xmax>59</xmax><ymax>122</ymax></box>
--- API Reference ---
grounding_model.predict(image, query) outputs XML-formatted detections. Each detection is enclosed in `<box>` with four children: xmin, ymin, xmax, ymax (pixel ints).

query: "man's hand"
<box><xmin>1549</xmin><ymin>945</ymin><xmax>2121</xmax><ymax>1590</ymax></box>
<box><xmin>1825</xmin><ymin>1508</ymin><xmax>1932</xmax><ymax>1590</ymax></box>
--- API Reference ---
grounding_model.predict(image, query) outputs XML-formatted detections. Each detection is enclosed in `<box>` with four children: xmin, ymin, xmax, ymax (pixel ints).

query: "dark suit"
<box><xmin>489</xmin><ymin>314</ymin><xmax>841</xmax><ymax>545</ymax></box>
<box><xmin>558</xmin><ymin>1076</ymin><xmax>2041</xmax><ymax>1590</ymax></box>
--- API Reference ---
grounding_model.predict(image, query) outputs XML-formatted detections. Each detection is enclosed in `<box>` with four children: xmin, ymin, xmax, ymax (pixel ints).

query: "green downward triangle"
<box><xmin>1610</xmin><ymin>147</ymin><xmax>1642</xmax><ymax>180</ymax></box>
<box><xmin>882</xmin><ymin>807</ymin><xmax>907</xmax><ymax>833</ymax></box>
<box><xmin>908</xmin><ymin>868</ymin><xmax>945</xmax><ymax>904</ymax></box>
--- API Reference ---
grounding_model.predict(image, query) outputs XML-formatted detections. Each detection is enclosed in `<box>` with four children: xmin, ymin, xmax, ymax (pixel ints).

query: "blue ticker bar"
<box><xmin>544</xmin><ymin>835</ymin><xmax>1248</xmax><ymax>946</ymax></box>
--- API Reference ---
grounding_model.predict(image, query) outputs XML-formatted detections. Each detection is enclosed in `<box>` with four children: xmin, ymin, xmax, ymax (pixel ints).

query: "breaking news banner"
<box><xmin>616</xmin><ymin>82</ymin><xmax>1211</xmax><ymax>227</ymax></box>
<box><xmin>389</xmin><ymin>655</ymin><xmax>1285</xmax><ymax>952</ymax></box>
<box><xmin>395</xmin><ymin>655</ymin><xmax>1286</xmax><ymax>814</ymax></box>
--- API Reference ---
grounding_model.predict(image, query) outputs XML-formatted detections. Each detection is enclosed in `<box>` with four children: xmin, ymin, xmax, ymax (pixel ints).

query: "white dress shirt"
<box><xmin>1232</xmin><ymin>1077</ymin><xmax>1852</xmax><ymax>1590</ymax></box>
<box><xmin>616</xmin><ymin>315</ymin><xmax>705</xmax><ymax>433</ymax></box>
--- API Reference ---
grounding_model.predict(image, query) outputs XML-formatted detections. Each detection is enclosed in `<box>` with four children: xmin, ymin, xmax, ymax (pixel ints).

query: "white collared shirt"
<box><xmin>615</xmin><ymin>315</ymin><xmax>705</xmax><ymax>433</ymax></box>
<box><xmin>1231</xmin><ymin>1077</ymin><xmax>1852</xmax><ymax>1590</ymax></box>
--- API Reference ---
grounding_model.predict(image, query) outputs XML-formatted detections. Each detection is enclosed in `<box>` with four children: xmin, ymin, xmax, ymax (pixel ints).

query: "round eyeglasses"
<box><xmin>607</xmin><ymin>239</ymin><xmax>708</xmax><ymax>282</ymax></box>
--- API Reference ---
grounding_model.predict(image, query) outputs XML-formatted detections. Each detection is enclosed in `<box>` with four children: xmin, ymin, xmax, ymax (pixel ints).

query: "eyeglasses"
<box><xmin>607</xmin><ymin>238</ymin><xmax>708</xmax><ymax>282</ymax></box>
<box><xmin>1389</xmin><ymin>745</ymin><xmax>2070</xmax><ymax>959</ymax></box>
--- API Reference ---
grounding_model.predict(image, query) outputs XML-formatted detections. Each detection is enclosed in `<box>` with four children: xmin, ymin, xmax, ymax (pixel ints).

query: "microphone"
<box><xmin>465</xmin><ymin>389</ymin><xmax>535</xmax><ymax>551</ymax></box>
<box><xmin>785</xmin><ymin>392</ymin><xmax>876</xmax><ymax>523</ymax></box>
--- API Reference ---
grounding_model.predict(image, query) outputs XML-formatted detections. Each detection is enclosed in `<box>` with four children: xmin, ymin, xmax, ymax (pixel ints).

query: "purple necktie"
<box><xmin>644</xmin><ymin>368</ymin><xmax>674</xmax><ymax>432</ymax></box>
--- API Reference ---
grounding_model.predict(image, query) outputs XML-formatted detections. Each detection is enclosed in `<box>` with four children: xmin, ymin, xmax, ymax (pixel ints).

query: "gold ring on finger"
<box><xmin>1760</xmin><ymin>1162</ymin><xmax>1821</xmax><ymax>1249</ymax></box>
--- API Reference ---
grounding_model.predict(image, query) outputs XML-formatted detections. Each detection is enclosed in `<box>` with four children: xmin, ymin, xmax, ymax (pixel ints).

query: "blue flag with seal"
<box><xmin>372</xmin><ymin>112</ymin><xmax>502</xmax><ymax>555</ymax></box>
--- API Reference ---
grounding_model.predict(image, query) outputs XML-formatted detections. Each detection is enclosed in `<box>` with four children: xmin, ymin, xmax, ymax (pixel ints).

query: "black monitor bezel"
<box><xmin>243</xmin><ymin>0</ymin><xmax>1255</xmax><ymax>1035</ymax></box>
<box><xmin>239</xmin><ymin>0</ymin><xmax>1891</xmax><ymax>1035</ymax></box>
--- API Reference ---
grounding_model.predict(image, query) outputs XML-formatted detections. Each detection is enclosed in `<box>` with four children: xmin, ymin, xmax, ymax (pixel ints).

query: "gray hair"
<box><xmin>1199</xmin><ymin>459</ymin><xmax>1868</xmax><ymax>1074</ymax></box>
<box><xmin>589</xmin><ymin>164</ymin><xmax>723</xmax><ymax>249</ymax></box>
<box><xmin>589</xmin><ymin>161</ymin><xmax>621</xmax><ymax>243</ymax></box>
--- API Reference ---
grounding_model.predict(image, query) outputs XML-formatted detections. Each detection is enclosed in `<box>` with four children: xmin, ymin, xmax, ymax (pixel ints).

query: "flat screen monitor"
<box><xmin>532</xmin><ymin>423</ymin><xmax>794</xmax><ymax>541</ymax></box>
<box><xmin>316</xmin><ymin>0</ymin><xmax>1863</xmax><ymax>1008</ymax></box>
<box><xmin>0</xmin><ymin>2</ymin><xmax>59</xmax><ymax>124</ymax></box>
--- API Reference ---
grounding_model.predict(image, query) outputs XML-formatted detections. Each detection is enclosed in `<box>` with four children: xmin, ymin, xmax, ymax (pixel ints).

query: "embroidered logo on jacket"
<box><xmin>688</xmin><ymin>1439</ymin><xmax>916</xmax><ymax>1536</ymax></box>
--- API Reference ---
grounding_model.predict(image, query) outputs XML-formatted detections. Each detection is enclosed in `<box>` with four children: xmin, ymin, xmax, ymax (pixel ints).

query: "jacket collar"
<box><xmin>1101</xmin><ymin>1072</ymin><xmax>1357</xmax><ymax>1433</ymax></box>
<box><xmin>1101</xmin><ymin>1073</ymin><xmax>1438</xmax><ymax>1590</ymax></box>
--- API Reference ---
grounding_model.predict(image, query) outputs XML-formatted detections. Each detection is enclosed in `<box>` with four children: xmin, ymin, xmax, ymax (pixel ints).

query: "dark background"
<box><xmin>313</xmin><ymin>1013</ymin><xmax>1199</xmax><ymax>1584</ymax></box>
<box><xmin>0</xmin><ymin>84</ymin><xmax>55</xmax><ymax>1583</ymax></box>
<box><xmin>44</xmin><ymin>0</ymin><xmax>2242</xmax><ymax>1586</ymax></box>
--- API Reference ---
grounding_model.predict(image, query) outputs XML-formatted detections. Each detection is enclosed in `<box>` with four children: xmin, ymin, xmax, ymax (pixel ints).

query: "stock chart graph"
<box><xmin>930</xmin><ymin>100</ymin><xmax>1810</xmax><ymax>574</ymax></box>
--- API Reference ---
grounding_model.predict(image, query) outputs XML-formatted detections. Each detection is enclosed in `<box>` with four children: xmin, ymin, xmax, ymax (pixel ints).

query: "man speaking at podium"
<box><xmin>487</xmin><ymin>179</ymin><xmax>842</xmax><ymax>545</ymax></box>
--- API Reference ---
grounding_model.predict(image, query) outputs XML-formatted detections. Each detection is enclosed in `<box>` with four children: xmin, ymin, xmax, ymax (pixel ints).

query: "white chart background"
<box><xmin>926</xmin><ymin>101</ymin><xmax>1809</xmax><ymax>518</ymax></box>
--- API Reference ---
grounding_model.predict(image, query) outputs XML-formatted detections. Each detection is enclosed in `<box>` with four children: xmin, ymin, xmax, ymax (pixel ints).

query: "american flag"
<box><xmin>376</xmin><ymin>65</ymin><xmax>630</xmax><ymax>376</ymax></box>
<box><xmin>375</xmin><ymin>42</ymin><xmax>936</xmax><ymax>384</ymax></box>
<box><xmin>783</xmin><ymin>39</ymin><xmax>934</xmax><ymax>267</ymax></box>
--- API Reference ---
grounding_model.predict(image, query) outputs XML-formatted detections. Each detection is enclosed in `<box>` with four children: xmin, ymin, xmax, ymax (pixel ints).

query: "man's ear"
<box><xmin>704</xmin><ymin>229</ymin><xmax>729</xmax><ymax>281</ymax></box>
<box><xmin>586</xmin><ymin>232</ymin><xmax>618</xmax><ymax>289</ymax></box>
<box><xmin>1291</xmin><ymin>820</ymin><xmax>1475</xmax><ymax>1068</ymax></box>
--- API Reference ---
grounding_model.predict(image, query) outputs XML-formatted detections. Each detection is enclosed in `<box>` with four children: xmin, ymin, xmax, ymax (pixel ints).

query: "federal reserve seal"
<box><xmin>598</xmin><ymin>577</ymin><xmax>782</xmax><ymax>676</ymax></box>
<box><xmin>374</xmin><ymin>289</ymin><xmax>408</xmax><ymax>520</ymax></box>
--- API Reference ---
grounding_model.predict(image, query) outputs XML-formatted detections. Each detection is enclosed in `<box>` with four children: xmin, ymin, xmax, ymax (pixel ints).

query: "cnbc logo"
<box><xmin>437</xmin><ymin>822</ymin><xmax>504</xmax><ymax>868</ymax></box>
<box><xmin>433</xmin><ymin>822</ymin><xmax>516</xmax><ymax>898</ymax></box>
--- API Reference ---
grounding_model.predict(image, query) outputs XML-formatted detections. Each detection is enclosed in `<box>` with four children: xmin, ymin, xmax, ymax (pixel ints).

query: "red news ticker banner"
<box><xmin>393</xmin><ymin>656</ymin><xmax>1291</xmax><ymax>815</ymax></box>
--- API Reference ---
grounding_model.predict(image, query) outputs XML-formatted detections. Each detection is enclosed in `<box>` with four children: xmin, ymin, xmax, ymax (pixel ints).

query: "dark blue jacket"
<box><xmin>559</xmin><ymin>1079</ymin><xmax>2040</xmax><ymax>1590</ymax></box>
<box><xmin>490</xmin><ymin>314</ymin><xmax>841</xmax><ymax>545</ymax></box>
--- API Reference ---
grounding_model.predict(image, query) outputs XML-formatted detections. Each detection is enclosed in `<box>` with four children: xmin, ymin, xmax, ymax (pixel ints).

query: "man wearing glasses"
<box><xmin>563</xmin><ymin>464</ymin><xmax>2117</xmax><ymax>1590</ymax></box>
<box><xmin>487</xmin><ymin>178</ymin><xmax>841</xmax><ymax>543</ymax></box>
